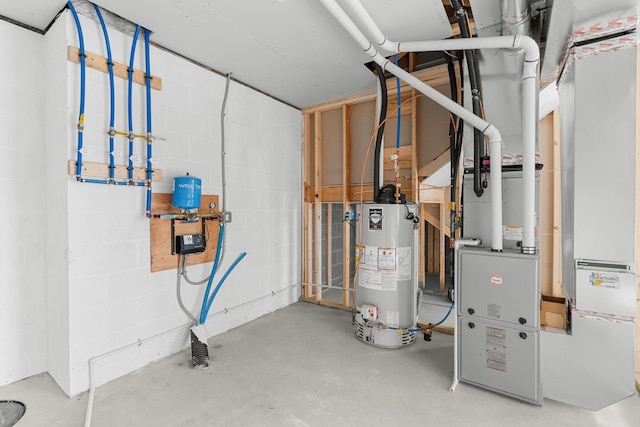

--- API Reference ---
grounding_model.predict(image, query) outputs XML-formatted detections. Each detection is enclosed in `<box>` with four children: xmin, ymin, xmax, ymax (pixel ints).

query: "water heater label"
<box><xmin>397</xmin><ymin>247</ymin><xmax>412</xmax><ymax>280</ymax></box>
<box><xmin>369</xmin><ymin>208</ymin><xmax>383</xmax><ymax>231</ymax></box>
<box><xmin>386</xmin><ymin>310</ymin><xmax>400</xmax><ymax>327</ymax></box>
<box><xmin>378</xmin><ymin>248</ymin><xmax>396</xmax><ymax>270</ymax></box>
<box><xmin>359</xmin><ymin>269</ymin><xmax>397</xmax><ymax>291</ymax></box>
<box><xmin>359</xmin><ymin>245</ymin><xmax>378</xmax><ymax>268</ymax></box>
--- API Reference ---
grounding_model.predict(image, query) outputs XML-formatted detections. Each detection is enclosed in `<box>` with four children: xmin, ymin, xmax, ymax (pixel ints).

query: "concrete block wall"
<box><xmin>1</xmin><ymin>6</ymin><xmax>302</xmax><ymax>396</ymax></box>
<box><xmin>60</xmin><ymin>10</ymin><xmax>302</xmax><ymax>396</ymax></box>
<box><xmin>0</xmin><ymin>20</ymin><xmax>47</xmax><ymax>387</ymax></box>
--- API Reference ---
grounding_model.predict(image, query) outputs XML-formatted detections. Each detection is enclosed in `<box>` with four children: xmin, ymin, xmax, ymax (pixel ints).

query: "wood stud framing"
<box><xmin>314</xmin><ymin>112</ymin><xmax>322</xmax><ymax>303</ymax></box>
<box><xmin>302</xmin><ymin>67</ymin><xmax>442</xmax><ymax>310</ymax></box>
<box><xmin>303</xmin><ymin>113</ymin><xmax>313</xmax><ymax>299</ymax></box>
<box><xmin>342</xmin><ymin>105</ymin><xmax>352</xmax><ymax>308</ymax></box>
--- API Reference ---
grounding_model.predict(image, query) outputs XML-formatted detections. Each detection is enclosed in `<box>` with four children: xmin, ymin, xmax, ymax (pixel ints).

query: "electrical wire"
<box><xmin>393</xmin><ymin>54</ymin><xmax>402</xmax><ymax>203</ymax></box>
<box><xmin>217</xmin><ymin>73</ymin><xmax>232</xmax><ymax>270</ymax></box>
<box><xmin>176</xmin><ymin>255</ymin><xmax>198</xmax><ymax>325</ymax></box>
<box><xmin>181</xmin><ymin>254</ymin><xmax>210</xmax><ymax>286</ymax></box>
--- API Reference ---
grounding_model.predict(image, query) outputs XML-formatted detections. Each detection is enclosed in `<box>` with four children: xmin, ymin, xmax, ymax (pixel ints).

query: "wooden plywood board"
<box><xmin>349</xmin><ymin>100</ymin><xmax>376</xmax><ymax>186</ymax></box>
<box><xmin>301</xmin><ymin>64</ymin><xmax>454</xmax><ymax>113</ymax></box>
<box><xmin>321</xmin><ymin>108</ymin><xmax>344</xmax><ymax>186</ymax></box>
<box><xmin>68</xmin><ymin>160</ymin><xmax>161</xmax><ymax>181</ymax></box>
<box><xmin>68</xmin><ymin>46</ymin><xmax>162</xmax><ymax>90</ymax></box>
<box><xmin>149</xmin><ymin>193</ymin><xmax>219</xmax><ymax>272</ymax></box>
<box><xmin>383</xmin><ymin>145</ymin><xmax>413</xmax><ymax>170</ymax></box>
<box><xmin>416</xmin><ymin>84</ymin><xmax>452</xmax><ymax>171</ymax></box>
<box><xmin>304</xmin><ymin>179</ymin><xmax>414</xmax><ymax>203</ymax></box>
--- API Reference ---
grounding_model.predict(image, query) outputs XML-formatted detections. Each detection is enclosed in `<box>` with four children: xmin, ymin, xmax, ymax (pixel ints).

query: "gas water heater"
<box><xmin>354</xmin><ymin>203</ymin><xmax>420</xmax><ymax>348</ymax></box>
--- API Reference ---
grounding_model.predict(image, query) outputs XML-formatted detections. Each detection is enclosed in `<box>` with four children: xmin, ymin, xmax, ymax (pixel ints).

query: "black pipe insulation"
<box><xmin>371</xmin><ymin>62</ymin><xmax>388</xmax><ymax>203</ymax></box>
<box><xmin>451</xmin><ymin>0</ymin><xmax>484</xmax><ymax>198</ymax></box>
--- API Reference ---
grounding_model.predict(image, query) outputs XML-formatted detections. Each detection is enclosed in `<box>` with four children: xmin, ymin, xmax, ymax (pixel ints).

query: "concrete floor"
<box><xmin>2</xmin><ymin>302</ymin><xmax>639</xmax><ymax>427</ymax></box>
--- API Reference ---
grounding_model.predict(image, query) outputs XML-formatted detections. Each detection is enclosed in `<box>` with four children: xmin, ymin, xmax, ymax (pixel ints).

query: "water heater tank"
<box><xmin>354</xmin><ymin>203</ymin><xmax>419</xmax><ymax>348</ymax></box>
<box><xmin>172</xmin><ymin>175</ymin><xmax>202</xmax><ymax>210</ymax></box>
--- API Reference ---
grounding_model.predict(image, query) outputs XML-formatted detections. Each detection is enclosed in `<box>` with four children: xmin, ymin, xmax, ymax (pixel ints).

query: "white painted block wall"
<box><xmin>2</xmin><ymin>7</ymin><xmax>302</xmax><ymax>396</ymax></box>
<box><xmin>62</xmin><ymin>11</ymin><xmax>302</xmax><ymax>396</ymax></box>
<box><xmin>0</xmin><ymin>20</ymin><xmax>47</xmax><ymax>387</ymax></box>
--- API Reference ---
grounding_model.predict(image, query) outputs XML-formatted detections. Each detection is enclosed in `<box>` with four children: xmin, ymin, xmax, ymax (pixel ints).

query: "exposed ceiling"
<box><xmin>1</xmin><ymin>1</ymin><xmax>638</xmax><ymax>108</ymax></box>
<box><xmin>0</xmin><ymin>0</ymin><xmax>453</xmax><ymax>109</ymax></box>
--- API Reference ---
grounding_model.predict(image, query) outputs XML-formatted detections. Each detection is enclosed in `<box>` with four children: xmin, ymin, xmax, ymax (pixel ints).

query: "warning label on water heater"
<box><xmin>397</xmin><ymin>247</ymin><xmax>412</xmax><ymax>280</ymax></box>
<box><xmin>378</xmin><ymin>248</ymin><xmax>396</xmax><ymax>270</ymax></box>
<box><xmin>359</xmin><ymin>245</ymin><xmax>378</xmax><ymax>268</ymax></box>
<box><xmin>359</xmin><ymin>269</ymin><xmax>397</xmax><ymax>291</ymax></box>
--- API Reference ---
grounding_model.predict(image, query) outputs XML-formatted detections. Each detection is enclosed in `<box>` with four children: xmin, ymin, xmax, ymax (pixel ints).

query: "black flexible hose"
<box><xmin>454</xmin><ymin>49</ymin><xmax>465</xmax><ymax>181</ymax></box>
<box><xmin>451</xmin><ymin>0</ymin><xmax>484</xmax><ymax>197</ymax></box>
<box><xmin>372</xmin><ymin>62</ymin><xmax>388</xmax><ymax>203</ymax></box>
<box><xmin>444</xmin><ymin>50</ymin><xmax>458</xmax><ymax>204</ymax></box>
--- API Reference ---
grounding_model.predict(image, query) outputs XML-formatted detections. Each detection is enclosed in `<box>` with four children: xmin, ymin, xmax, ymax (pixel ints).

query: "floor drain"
<box><xmin>0</xmin><ymin>401</ymin><xmax>26</xmax><ymax>427</ymax></box>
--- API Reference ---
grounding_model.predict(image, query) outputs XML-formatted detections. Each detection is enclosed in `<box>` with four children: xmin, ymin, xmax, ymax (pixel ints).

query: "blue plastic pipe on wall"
<box><xmin>199</xmin><ymin>224</ymin><xmax>225</xmax><ymax>324</ymax></box>
<box><xmin>127</xmin><ymin>25</ymin><xmax>141</xmax><ymax>183</ymax></box>
<box><xmin>67</xmin><ymin>1</ymin><xmax>86</xmax><ymax>180</ymax></box>
<box><xmin>201</xmin><ymin>251</ymin><xmax>248</xmax><ymax>325</ymax></box>
<box><xmin>93</xmin><ymin>4</ymin><xmax>116</xmax><ymax>183</ymax></box>
<box><xmin>144</xmin><ymin>28</ymin><xmax>153</xmax><ymax>216</ymax></box>
<box><xmin>393</xmin><ymin>54</ymin><xmax>401</xmax><ymax>150</ymax></box>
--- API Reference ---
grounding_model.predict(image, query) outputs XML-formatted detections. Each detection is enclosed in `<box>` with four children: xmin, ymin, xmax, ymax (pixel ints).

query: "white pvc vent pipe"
<box><xmin>321</xmin><ymin>0</ymin><xmax>541</xmax><ymax>253</ymax></box>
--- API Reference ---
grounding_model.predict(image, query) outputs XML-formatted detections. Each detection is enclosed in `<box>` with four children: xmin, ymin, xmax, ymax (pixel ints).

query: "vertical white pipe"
<box><xmin>489</xmin><ymin>139</ymin><xmax>503</xmax><ymax>252</ymax></box>
<box><xmin>519</xmin><ymin>36</ymin><xmax>540</xmax><ymax>254</ymax></box>
<box><xmin>399</xmin><ymin>36</ymin><xmax>539</xmax><ymax>254</ymax></box>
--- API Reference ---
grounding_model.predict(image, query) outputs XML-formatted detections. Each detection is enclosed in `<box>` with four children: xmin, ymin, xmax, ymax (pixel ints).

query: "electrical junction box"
<box><xmin>175</xmin><ymin>233</ymin><xmax>206</xmax><ymax>255</ymax></box>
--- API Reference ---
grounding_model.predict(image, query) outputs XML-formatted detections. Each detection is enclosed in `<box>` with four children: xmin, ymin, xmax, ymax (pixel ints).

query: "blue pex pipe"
<box><xmin>202</xmin><ymin>251</ymin><xmax>247</xmax><ymax>323</ymax></box>
<box><xmin>144</xmin><ymin>28</ymin><xmax>153</xmax><ymax>216</ymax></box>
<box><xmin>434</xmin><ymin>302</ymin><xmax>455</xmax><ymax>327</ymax></box>
<box><xmin>127</xmin><ymin>25</ymin><xmax>141</xmax><ymax>182</ymax></box>
<box><xmin>199</xmin><ymin>224</ymin><xmax>225</xmax><ymax>324</ymax></box>
<box><xmin>67</xmin><ymin>1</ymin><xmax>85</xmax><ymax>178</ymax></box>
<box><xmin>393</xmin><ymin>54</ymin><xmax>401</xmax><ymax>150</ymax></box>
<box><xmin>93</xmin><ymin>4</ymin><xmax>116</xmax><ymax>182</ymax></box>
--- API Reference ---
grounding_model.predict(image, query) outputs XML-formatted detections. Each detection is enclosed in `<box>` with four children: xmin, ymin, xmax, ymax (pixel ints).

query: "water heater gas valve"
<box><xmin>361</xmin><ymin>304</ymin><xmax>379</xmax><ymax>321</ymax></box>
